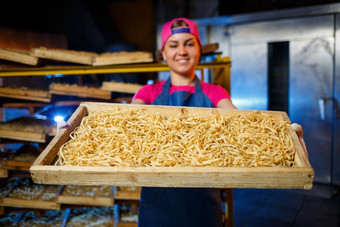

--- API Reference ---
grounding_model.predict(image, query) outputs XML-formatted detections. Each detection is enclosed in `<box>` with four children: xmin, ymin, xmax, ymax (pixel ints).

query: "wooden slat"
<box><xmin>57</xmin><ymin>195</ymin><xmax>113</xmax><ymax>206</ymax></box>
<box><xmin>0</xmin><ymin>129</ymin><xmax>46</xmax><ymax>143</ymax></box>
<box><xmin>5</xmin><ymin>161</ymin><xmax>32</xmax><ymax>171</ymax></box>
<box><xmin>0</xmin><ymin>48</ymin><xmax>39</xmax><ymax>65</ymax></box>
<box><xmin>114</xmin><ymin>187</ymin><xmax>141</xmax><ymax>200</ymax></box>
<box><xmin>116</xmin><ymin>222</ymin><xmax>138</xmax><ymax>227</ymax></box>
<box><xmin>56</xmin><ymin>185</ymin><xmax>114</xmax><ymax>206</ymax></box>
<box><xmin>31</xmin><ymin>165</ymin><xmax>314</xmax><ymax>189</ymax></box>
<box><xmin>0</xmin><ymin>198</ymin><xmax>60</xmax><ymax>210</ymax></box>
<box><xmin>93</xmin><ymin>51</ymin><xmax>153</xmax><ymax>66</ymax></box>
<box><xmin>0</xmin><ymin>168</ymin><xmax>8</xmax><ymax>178</ymax></box>
<box><xmin>50</xmin><ymin>83</ymin><xmax>111</xmax><ymax>100</ymax></box>
<box><xmin>101</xmin><ymin>81</ymin><xmax>143</xmax><ymax>94</ymax></box>
<box><xmin>201</xmin><ymin>43</ymin><xmax>219</xmax><ymax>54</ymax></box>
<box><xmin>0</xmin><ymin>87</ymin><xmax>51</xmax><ymax>102</ymax></box>
<box><xmin>33</xmin><ymin>47</ymin><xmax>95</xmax><ymax>65</ymax></box>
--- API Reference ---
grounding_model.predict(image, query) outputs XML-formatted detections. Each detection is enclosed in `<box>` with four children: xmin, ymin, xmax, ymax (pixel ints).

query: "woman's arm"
<box><xmin>216</xmin><ymin>98</ymin><xmax>237</xmax><ymax>109</ymax></box>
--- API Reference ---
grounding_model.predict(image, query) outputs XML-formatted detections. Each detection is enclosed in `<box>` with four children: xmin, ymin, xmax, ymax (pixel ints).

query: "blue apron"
<box><xmin>138</xmin><ymin>76</ymin><xmax>223</xmax><ymax>227</ymax></box>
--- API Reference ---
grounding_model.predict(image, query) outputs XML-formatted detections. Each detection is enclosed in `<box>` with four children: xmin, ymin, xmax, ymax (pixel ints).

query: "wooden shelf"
<box><xmin>0</xmin><ymin>62</ymin><xmax>231</xmax><ymax>77</ymax></box>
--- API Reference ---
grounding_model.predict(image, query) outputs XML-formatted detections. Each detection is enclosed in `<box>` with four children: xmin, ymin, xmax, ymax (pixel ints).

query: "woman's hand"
<box><xmin>291</xmin><ymin>123</ymin><xmax>308</xmax><ymax>158</ymax></box>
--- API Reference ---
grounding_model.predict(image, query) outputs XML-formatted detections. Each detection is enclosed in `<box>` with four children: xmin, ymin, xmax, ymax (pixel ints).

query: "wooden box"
<box><xmin>56</xmin><ymin>185</ymin><xmax>114</xmax><ymax>206</ymax></box>
<box><xmin>30</xmin><ymin>102</ymin><xmax>314</xmax><ymax>189</ymax></box>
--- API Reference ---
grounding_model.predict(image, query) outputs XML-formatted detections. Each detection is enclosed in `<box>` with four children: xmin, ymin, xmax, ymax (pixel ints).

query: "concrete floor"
<box><xmin>233</xmin><ymin>183</ymin><xmax>340</xmax><ymax>227</ymax></box>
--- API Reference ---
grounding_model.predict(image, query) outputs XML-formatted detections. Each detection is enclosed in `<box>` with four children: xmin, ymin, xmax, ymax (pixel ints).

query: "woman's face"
<box><xmin>162</xmin><ymin>31</ymin><xmax>201</xmax><ymax>77</ymax></box>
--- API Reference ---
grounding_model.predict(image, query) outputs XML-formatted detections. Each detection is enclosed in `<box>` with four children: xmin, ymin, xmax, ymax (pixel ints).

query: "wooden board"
<box><xmin>93</xmin><ymin>51</ymin><xmax>153</xmax><ymax>66</ymax></box>
<box><xmin>114</xmin><ymin>187</ymin><xmax>141</xmax><ymax>200</ymax></box>
<box><xmin>0</xmin><ymin>87</ymin><xmax>51</xmax><ymax>102</ymax></box>
<box><xmin>0</xmin><ymin>48</ymin><xmax>39</xmax><ymax>66</ymax></box>
<box><xmin>33</xmin><ymin>47</ymin><xmax>95</xmax><ymax>65</ymax></box>
<box><xmin>0</xmin><ymin>116</ymin><xmax>53</xmax><ymax>143</ymax></box>
<box><xmin>0</xmin><ymin>129</ymin><xmax>46</xmax><ymax>143</ymax></box>
<box><xmin>116</xmin><ymin>222</ymin><xmax>138</xmax><ymax>227</ymax></box>
<box><xmin>50</xmin><ymin>83</ymin><xmax>111</xmax><ymax>100</ymax></box>
<box><xmin>0</xmin><ymin>198</ymin><xmax>60</xmax><ymax>210</ymax></box>
<box><xmin>0</xmin><ymin>178</ymin><xmax>60</xmax><ymax>210</ymax></box>
<box><xmin>5</xmin><ymin>161</ymin><xmax>32</xmax><ymax>171</ymax></box>
<box><xmin>30</xmin><ymin>102</ymin><xmax>314</xmax><ymax>189</ymax></box>
<box><xmin>0</xmin><ymin>168</ymin><xmax>8</xmax><ymax>178</ymax></box>
<box><xmin>101</xmin><ymin>81</ymin><xmax>143</xmax><ymax>94</ymax></box>
<box><xmin>33</xmin><ymin>47</ymin><xmax>153</xmax><ymax>66</ymax></box>
<box><xmin>56</xmin><ymin>185</ymin><xmax>114</xmax><ymax>206</ymax></box>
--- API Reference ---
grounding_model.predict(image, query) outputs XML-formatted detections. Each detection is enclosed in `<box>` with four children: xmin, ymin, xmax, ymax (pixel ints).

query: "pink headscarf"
<box><xmin>161</xmin><ymin>18</ymin><xmax>201</xmax><ymax>49</ymax></box>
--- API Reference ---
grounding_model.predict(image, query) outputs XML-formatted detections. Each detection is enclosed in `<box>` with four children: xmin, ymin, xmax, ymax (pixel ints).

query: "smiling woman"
<box><xmin>132</xmin><ymin>18</ymin><xmax>236</xmax><ymax>109</ymax></box>
<box><xmin>131</xmin><ymin>18</ymin><xmax>236</xmax><ymax>227</ymax></box>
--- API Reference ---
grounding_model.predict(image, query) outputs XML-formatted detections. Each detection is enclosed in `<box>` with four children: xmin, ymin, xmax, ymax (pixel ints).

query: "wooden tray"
<box><xmin>0</xmin><ymin>178</ymin><xmax>60</xmax><ymax>210</ymax></box>
<box><xmin>0</xmin><ymin>87</ymin><xmax>51</xmax><ymax>102</ymax></box>
<box><xmin>50</xmin><ymin>83</ymin><xmax>111</xmax><ymax>100</ymax></box>
<box><xmin>114</xmin><ymin>187</ymin><xmax>141</xmax><ymax>200</ymax></box>
<box><xmin>56</xmin><ymin>185</ymin><xmax>114</xmax><ymax>206</ymax></box>
<box><xmin>0</xmin><ymin>168</ymin><xmax>8</xmax><ymax>178</ymax></box>
<box><xmin>0</xmin><ymin>48</ymin><xmax>39</xmax><ymax>66</ymax></box>
<box><xmin>30</xmin><ymin>102</ymin><xmax>314</xmax><ymax>189</ymax></box>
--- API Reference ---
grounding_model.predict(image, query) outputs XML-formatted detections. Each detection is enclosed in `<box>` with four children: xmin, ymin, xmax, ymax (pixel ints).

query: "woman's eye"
<box><xmin>187</xmin><ymin>43</ymin><xmax>194</xmax><ymax>47</ymax></box>
<box><xmin>169</xmin><ymin>45</ymin><xmax>177</xmax><ymax>48</ymax></box>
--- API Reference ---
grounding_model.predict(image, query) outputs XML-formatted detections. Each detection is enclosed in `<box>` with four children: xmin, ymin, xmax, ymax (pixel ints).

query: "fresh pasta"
<box><xmin>55</xmin><ymin>109</ymin><xmax>296</xmax><ymax>167</ymax></box>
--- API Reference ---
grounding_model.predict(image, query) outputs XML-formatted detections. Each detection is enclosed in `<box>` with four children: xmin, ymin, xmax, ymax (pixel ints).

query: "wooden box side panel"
<box><xmin>32</xmin><ymin>105</ymin><xmax>88</xmax><ymax>166</ymax></box>
<box><xmin>31</xmin><ymin>166</ymin><xmax>314</xmax><ymax>189</ymax></box>
<box><xmin>83</xmin><ymin>102</ymin><xmax>287</xmax><ymax>120</ymax></box>
<box><xmin>0</xmin><ymin>198</ymin><xmax>60</xmax><ymax>210</ymax></box>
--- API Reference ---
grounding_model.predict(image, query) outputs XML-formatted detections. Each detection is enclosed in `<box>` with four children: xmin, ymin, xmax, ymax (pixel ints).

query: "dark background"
<box><xmin>1</xmin><ymin>0</ymin><xmax>338</xmax><ymax>53</ymax></box>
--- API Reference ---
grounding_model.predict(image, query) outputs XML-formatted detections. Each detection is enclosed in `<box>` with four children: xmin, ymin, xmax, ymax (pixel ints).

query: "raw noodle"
<box><xmin>55</xmin><ymin>109</ymin><xmax>296</xmax><ymax>167</ymax></box>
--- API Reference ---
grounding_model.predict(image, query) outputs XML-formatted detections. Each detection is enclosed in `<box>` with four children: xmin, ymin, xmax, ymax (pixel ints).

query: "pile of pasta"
<box><xmin>56</xmin><ymin>109</ymin><xmax>296</xmax><ymax>167</ymax></box>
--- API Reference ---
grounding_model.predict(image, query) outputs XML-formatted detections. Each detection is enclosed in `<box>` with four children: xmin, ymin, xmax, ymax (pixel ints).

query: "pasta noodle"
<box><xmin>55</xmin><ymin>109</ymin><xmax>296</xmax><ymax>167</ymax></box>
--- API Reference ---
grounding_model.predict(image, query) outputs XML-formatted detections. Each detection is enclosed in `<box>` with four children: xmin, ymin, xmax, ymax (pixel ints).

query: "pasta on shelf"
<box><xmin>56</xmin><ymin>109</ymin><xmax>296</xmax><ymax>167</ymax></box>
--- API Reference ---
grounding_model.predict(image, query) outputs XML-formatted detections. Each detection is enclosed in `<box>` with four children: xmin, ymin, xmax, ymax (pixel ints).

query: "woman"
<box><xmin>132</xmin><ymin>18</ymin><xmax>234</xmax><ymax>227</ymax></box>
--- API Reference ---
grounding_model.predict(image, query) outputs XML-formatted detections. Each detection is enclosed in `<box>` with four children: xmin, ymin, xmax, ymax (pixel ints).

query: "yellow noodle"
<box><xmin>55</xmin><ymin>110</ymin><xmax>296</xmax><ymax>167</ymax></box>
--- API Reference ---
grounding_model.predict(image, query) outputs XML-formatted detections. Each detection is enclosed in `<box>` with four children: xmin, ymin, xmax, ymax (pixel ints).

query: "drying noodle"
<box><xmin>55</xmin><ymin>109</ymin><xmax>296</xmax><ymax>167</ymax></box>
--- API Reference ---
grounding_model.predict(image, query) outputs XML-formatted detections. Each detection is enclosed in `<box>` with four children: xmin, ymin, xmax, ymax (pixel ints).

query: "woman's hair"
<box><xmin>171</xmin><ymin>20</ymin><xmax>189</xmax><ymax>29</ymax></box>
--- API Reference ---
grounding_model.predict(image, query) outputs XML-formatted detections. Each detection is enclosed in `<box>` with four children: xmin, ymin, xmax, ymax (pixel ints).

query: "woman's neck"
<box><xmin>170</xmin><ymin>73</ymin><xmax>195</xmax><ymax>86</ymax></box>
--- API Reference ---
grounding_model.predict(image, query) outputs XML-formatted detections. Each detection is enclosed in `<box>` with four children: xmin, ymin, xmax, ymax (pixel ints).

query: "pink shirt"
<box><xmin>133</xmin><ymin>81</ymin><xmax>230</xmax><ymax>108</ymax></box>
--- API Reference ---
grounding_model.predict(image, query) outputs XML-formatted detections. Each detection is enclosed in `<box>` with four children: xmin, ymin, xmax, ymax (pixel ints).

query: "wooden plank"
<box><xmin>31</xmin><ymin>165</ymin><xmax>313</xmax><ymax>189</ymax></box>
<box><xmin>201</xmin><ymin>43</ymin><xmax>219</xmax><ymax>54</ymax></box>
<box><xmin>57</xmin><ymin>195</ymin><xmax>113</xmax><ymax>206</ymax></box>
<box><xmin>0</xmin><ymin>87</ymin><xmax>51</xmax><ymax>102</ymax></box>
<box><xmin>116</xmin><ymin>222</ymin><xmax>138</xmax><ymax>227</ymax></box>
<box><xmin>101</xmin><ymin>81</ymin><xmax>143</xmax><ymax>94</ymax></box>
<box><xmin>93</xmin><ymin>51</ymin><xmax>153</xmax><ymax>66</ymax></box>
<box><xmin>33</xmin><ymin>47</ymin><xmax>95</xmax><ymax>65</ymax></box>
<box><xmin>30</xmin><ymin>102</ymin><xmax>314</xmax><ymax>189</ymax></box>
<box><xmin>50</xmin><ymin>83</ymin><xmax>111</xmax><ymax>100</ymax></box>
<box><xmin>0</xmin><ymin>129</ymin><xmax>46</xmax><ymax>143</ymax></box>
<box><xmin>0</xmin><ymin>198</ymin><xmax>60</xmax><ymax>210</ymax></box>
<box><xmin>0</xmin><ymin>168</ymin><xmax>8</xmax><ymax>178</ymax></box>
<box><xmin>114</xmin><ymin>187</ymin><xmax>141</xmax><ymax>200</ymax></box>
<box><xmin>5</xmin><ymin>161</ymin><xmax>32</xmax><ymax>171</ymax></box>
<box><xmin>0</xmin><ymin>48</ymin><xmax>39</xmax><ymax>65</ymax></box>
<box><xmin>56</xmin><ymin>185</ymin><xmax>114</xmax><ymax>206</ymax></box>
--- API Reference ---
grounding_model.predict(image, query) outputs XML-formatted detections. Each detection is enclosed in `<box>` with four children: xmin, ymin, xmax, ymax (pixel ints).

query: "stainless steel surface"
<box><xmin>230</xmin><ymin>43</ymin><xmax>268</xmax><ymax>110</ymax></box>
<box><xmin>195</xmin><ymin>3</ymin><xmax>340</xmax><ymax>26</ymax></box>
<box><xmin>289</xmin><ymin>37</ymin><xmax>334</xmax><ymax>184</ymax></box>
<box><xmin>333</xmin><ymin>14</ymin><xmax>340</xmax><ymax>185</ymax></box>
<box><xmin>230</xmin><ymin>15</ymin><xmax>333</xmax><ymax>45</ymax></box>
